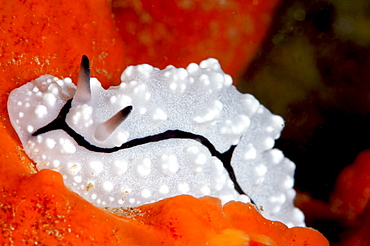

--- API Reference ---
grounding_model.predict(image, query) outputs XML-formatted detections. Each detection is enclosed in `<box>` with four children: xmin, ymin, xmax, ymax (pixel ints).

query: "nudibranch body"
<box><xmin>8</xmin><ymin>57</ymin><xmax>304</xmax><ymax>227</ymax></box>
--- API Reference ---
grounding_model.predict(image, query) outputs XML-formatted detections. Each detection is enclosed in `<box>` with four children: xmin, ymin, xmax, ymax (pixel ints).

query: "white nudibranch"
<box><xmin>7</xmin><ymin>56</ymin><xmax>305</xmax><ymax>227</ymax></box>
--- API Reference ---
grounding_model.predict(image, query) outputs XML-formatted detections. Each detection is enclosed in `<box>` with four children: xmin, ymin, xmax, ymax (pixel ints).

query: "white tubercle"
<box><xmin>7</xmin><ymin>57</ymin><xmax>305</xmax><ymax>227</ymax></box>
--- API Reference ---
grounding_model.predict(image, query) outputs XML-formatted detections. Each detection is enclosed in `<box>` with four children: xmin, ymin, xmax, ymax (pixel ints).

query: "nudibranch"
<box><xmin>7</xmin><ymin>56</ymin><xmax>304</xmax><ymax>227</ymax></box>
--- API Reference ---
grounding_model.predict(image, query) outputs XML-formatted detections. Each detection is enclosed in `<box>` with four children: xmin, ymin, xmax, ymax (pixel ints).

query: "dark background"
<box><xmin>240</xmin><ymin>0</ymin><xmax>370</xmax><ymax>242</ymax></box>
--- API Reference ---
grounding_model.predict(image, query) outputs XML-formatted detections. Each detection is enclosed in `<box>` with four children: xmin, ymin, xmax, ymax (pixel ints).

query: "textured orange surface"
<box><xmin>0</xmin><ymin>171</ymin><xmax>328</xmax><ymax>245</ymax></box>
<box><xmin>0</xmin><ymin>0</ymin><xmax>126</xmax><ymax>89</ymax></box>
<box><xmin>0</xmin><ymin>0</ymin><xmax>328</xmax><ymax>245</ymax></box>
<box><xmin>112</xmin><ymin>0</ymin><xmax>280</xmax><ymax>80</ymax></box>
<box><xmin>138</xmin><ymin>196</ymin><xmax>328</xmax><ymax>246</ymax></box>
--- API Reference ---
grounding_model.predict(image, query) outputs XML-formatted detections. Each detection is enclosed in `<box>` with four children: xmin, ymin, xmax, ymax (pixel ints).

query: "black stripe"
<box><xmin>32</xmin><ymin>99</ymin><xmax>253</xmax><ymax>203</ymax></box>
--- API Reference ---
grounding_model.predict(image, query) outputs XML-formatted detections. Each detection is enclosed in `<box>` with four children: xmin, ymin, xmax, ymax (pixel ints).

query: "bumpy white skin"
<box><xmin>7</xmin><ymin>59</ymin><xmax>305</xmax><ymax>227</ymax></box>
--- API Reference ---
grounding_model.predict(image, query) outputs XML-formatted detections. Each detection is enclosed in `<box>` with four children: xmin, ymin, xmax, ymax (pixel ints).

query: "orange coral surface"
<box><xmin>112</xmin><ymin>0</ymin><xmax>280</xmax><ymax>79</ymax></box>
<box><xmin>0</xmin><ymin>0</ymin><xmax>328</xmax><ymax>245</ymax></box>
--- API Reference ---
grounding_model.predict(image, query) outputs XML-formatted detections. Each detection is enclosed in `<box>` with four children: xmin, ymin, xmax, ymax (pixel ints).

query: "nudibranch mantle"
<box><xmin>7</xmin><ymin>58</ymin><xmax>304</xmax><ymax>227</ymax></box>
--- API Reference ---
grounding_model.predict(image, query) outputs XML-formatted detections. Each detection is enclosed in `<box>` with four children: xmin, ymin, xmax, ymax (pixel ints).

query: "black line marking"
<box><xmin>32</xmin><ymin>99</ymin><xmax>255</xmax><ymax>204</ymax></box>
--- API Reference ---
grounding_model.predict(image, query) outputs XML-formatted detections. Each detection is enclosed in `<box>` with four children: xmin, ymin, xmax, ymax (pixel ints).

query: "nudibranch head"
<box><xmin>7</xmin><ymin>56</ymin><xmax>305</xmax><ymax>227</ymax></box>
